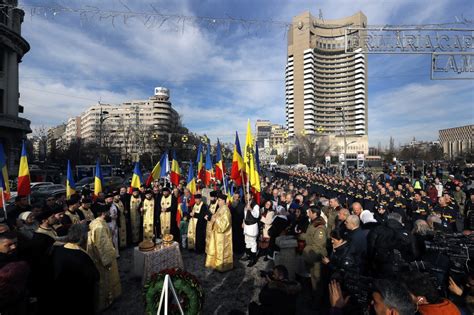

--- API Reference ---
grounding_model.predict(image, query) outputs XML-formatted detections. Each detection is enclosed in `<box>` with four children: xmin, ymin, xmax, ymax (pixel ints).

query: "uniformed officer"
<box><xmin>410</xmin><ymin>192</ymin><xmax>430</xmax><ymax>221</ymax></box>
<box><xmin>299</xmin><ymin>208</ymin><xmax>327</xmax><ymax>301</ymax></box>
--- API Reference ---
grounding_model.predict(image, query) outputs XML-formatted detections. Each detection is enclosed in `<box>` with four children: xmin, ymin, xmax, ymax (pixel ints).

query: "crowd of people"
<box><xmin>245</xmin><ymin>168</ymin><xmax>473</xmax><ymax>314</ymax></box>
<box><xmin>1</xmin><ymin>165</ymin><xmax>473</xmax><ymax>314</ymax></box>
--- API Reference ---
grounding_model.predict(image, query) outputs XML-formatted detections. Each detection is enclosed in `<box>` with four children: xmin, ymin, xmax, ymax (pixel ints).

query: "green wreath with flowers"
<box><xmin>144</xmin><ymin>268</ymin><xmax>204</xmax><ymax>315</ymax></box>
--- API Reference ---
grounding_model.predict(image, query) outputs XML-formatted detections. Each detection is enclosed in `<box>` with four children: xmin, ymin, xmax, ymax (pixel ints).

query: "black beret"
<box><xmin>194</xmin><ymin>194</ymin><xmax>202</xmax><ymax>199</ymax></box>
<box><xmin>36</xmin><ymin>210</ymin><xmax>55</xmax><ymax>222</ymax></box>
<box><xmin>217</xmin><ymin>193</ymin><xmax>227</xmax><ymax>201</ymax></box>
<box><xmin>209</xmin><ymin>191</ymin><xmax>218</xmax><ymax>198</ymax></box>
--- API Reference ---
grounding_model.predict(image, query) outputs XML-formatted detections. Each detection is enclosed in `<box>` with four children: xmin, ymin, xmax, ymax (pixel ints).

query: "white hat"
<box><xmin>19</xmin><ymin>211</ymin><xmax>32</xmax><ymax>221</ymax></box>
<box><xmin>360</xmin><ymin>210</ymin><xmax>377</xmax><ymax>224</ymax></box>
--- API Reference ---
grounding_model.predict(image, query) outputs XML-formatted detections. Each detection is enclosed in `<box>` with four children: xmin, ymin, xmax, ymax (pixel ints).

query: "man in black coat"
<box><xmin>345</xmin><ymin>215</ymin><xmax>367</xmax><ymax>273</ymax></box>
<box><xmin>230</xmin><ymin>192</ymin><xmax>245</xmax><ymax>255</ymax></box>
<box><xmin>367</xmin><ymin>212</ymin><xmax>411</xmax><ymax>277</ymax></box>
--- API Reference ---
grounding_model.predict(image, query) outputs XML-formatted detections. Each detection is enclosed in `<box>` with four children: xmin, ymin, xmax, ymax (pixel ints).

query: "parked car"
<box><xmin>30</xmin><ymin>182</ymin><xmax>55</xmax><ymax>192</ymax></box>
<box><xmin>31</xmin><ymin>188</ymin><xmax>66</xmax><ymax>205</ymax></box>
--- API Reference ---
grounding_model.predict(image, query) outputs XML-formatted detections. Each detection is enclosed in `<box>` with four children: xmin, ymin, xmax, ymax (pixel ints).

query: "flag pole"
<box><xmin>0</xmin><ymin>187</ymin><xmax>6</xmax><ymax>220</ymax></box>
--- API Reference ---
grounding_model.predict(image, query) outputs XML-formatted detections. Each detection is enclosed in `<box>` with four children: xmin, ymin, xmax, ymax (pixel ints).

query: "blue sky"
<box><xmin>19</xmin><ymin>0</ymin><xmax>474</xmax><ymax>147</ymax></box>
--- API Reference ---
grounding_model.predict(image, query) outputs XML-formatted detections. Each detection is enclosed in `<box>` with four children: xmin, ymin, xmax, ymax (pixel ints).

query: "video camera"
<box><xmin>331</xmin><ymin>271</ymin><xmax>374</xmax><ymax>315</ymax></box>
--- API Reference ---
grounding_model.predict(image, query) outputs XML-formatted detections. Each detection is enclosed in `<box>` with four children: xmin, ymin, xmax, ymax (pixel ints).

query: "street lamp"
<box><xmin>98</xmin><ymin>108</ymin><xmax>110</xmax><ymax>148</ymax></box>
<box><xmin>335</xmin><ymin>107</ymin><xmax>348</xmax><ymax>177</ymax></box>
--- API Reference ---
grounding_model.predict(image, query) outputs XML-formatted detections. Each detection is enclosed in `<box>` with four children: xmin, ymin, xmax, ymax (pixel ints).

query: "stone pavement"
<box><xmin>103</xmin><ymin>247</ymin><xmax>316</xmax><ymax>314</ymax></box>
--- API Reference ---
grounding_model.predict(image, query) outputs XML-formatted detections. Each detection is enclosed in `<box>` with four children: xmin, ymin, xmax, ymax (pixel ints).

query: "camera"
<box><xmin>259</xmin><ymin>270</ymin><xmax>272</xmax><ymax>278</ymax></box>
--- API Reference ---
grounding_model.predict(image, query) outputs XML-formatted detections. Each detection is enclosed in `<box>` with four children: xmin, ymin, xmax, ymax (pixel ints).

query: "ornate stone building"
<box><xmin>0</xmin><ymin>0</ymin><xmax>30</xmax><ymax>172</ymax></box>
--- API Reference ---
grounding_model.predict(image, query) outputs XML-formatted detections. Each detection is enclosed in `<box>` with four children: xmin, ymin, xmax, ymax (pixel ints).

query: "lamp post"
<box><xmin>335</xmin><ymin>107</ymin><xmax>347</xmax><ymax>177</ymax></box>
<box><xmin>98</xmin><ymin>107</ymin><xmax>110</xmax><ymax>149</ymax></box>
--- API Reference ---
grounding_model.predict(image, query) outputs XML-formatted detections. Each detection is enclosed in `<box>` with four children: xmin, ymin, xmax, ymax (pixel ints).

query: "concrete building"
<box><xmin>269</xmin><ymin>124</ymin><xmax>287</xmax><ymax>149</ymax></box>
<box><xmin>47</xmin><ymin>124</ymin><xmax>66</xmax><ymax>155</ymax></box>
<box><xmin>255</xmin><ymin>120</ymin><xmax>272</xmax><ymax>148</ymax></box>
<box><xmin>0</xmin><ymin>0</ymin><xmax>30</xmax><ymax>172</ymax></box>
<box><xmin>63</xmin><ymin>116</ymin><xmax>81</xmax><ymax>146</ymax></box>
<box><xmin>285</xmin><ymin>11</ymin><xmax>367</xmax><ymax>141</ymax></box>
<box><xmin>79</xmin><ymin>87</ymin><xmax>179</xmax><ymax>160</ymax></box>
<box><xmin>439</xmin><ymin>125</ymin><xmax>473</xmax><ymax>159</ymax></box>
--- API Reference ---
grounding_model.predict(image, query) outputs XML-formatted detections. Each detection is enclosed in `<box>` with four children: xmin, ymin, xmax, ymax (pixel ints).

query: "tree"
<box><xmin>423</xmin><ymin>144</ymin><xmax>444</xmax><ymax>161</ymax></box>
<box><xmin>287</xmin><ymin>135</ymin><xmax>332</xmax><ymax>166</ymax></box>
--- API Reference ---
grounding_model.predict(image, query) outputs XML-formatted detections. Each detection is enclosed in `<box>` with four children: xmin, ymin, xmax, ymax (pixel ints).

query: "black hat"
<box><xmin>217</xmin><ymin>193</ymin><xmax>227</xmax><ymax>201</ymax></box>
<box><xmin>36</xmin><ymin>209</ymin><xmax>55</xmax><ymax>222</ymax></box>
<box><xmin>194</xmin><ymin>194</ymin><xmax>202</xmax><ymax>199</ymax></box>
<box><xmin>95</xmin><ymin>204</ymin><xmax>110</xmax><ymax>215</ymax></box>
<box><xmin>112</xmin><ymin>190</ymin><xmax>120</xmax><ymax>196</ymax></box>
<box><xmin>105</xmin><ymin>193</ymin><xmax>114</xmax><ymax>199</ymax></box>
<box><xmin>162</xmin><ymin>187</ymin><xmax>171</xmax><ymax>192</ymax></box>
<box><xmin>132</xmin><ymin>187</ymin><xmax>139</xmax><ymax>192</ymax></box>
<box><xmin>66</xmin><ymin>195</ymin><xmax>80</xmax><ymax>206</ymax></box>
<box><xmin>82</xmin><ymin>197</ymin><xmax>92</xmax><ymax>204</ymax></box>
<box><xmin>145</xmin><ymin>189</ymin><xmax>153</xmax><ymax>195</ymax></box>
<box><xmin>210</xmin><ymin>191</ymin><xmax>218</xmax><ymax>198</ymax></box>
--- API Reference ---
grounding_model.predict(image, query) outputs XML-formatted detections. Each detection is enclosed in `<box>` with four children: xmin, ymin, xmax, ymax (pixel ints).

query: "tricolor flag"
<box><xmin>230</xmin><ymin>131</ymin><xmax>244</xmax><ymax>186</ymax></box>
<box><xmin>186</xmin><ymin>161</ymin><xmax>197</xmax><ymax>195</ymax></box>
<box><xmin>243</xmin><ymin>119</ymin><xmax>261</xmax><ymax>204</ymax></box>
<box><xmin>204</xmin><ymin>142</ymin><xmax>212</xmax><ymax>187</ymax></box>
<box><xmin>170</xmin><ymin>150</ymin><xmax>181</xmax><ymax>186</ymax></box>
<box><xmin>129</xmin><ymin>161</ymin><xmax>143</xmax><ymax>193</ymax></box>
<box><xmin>17</xmin><ymin>141</ymin><xmax>31</xmax><ymax>196</ymax></box>
<box><xmin>214</xmin><ymin>139</ymin><xmax>225</xmax><ymax>182</ymax></box>
<box><xmin>146</xmin><ymin>151</ymin><xmax>169</xmax><ymax>186</ymax></box>
<box><xmin>94</xmin><ymin>160</ymin><xmax>103</xmax><ymax>198</ymax></box>
<box><xmin>196</xmin><ymin>143</ymin><xmax>205</xmax><ymax>183</ymax></box>
<box><xmin>66</xmin><ymin>160</ymin><xmax>76</xmax><ymax>200</ymax></box>
<box><xmin>0</xmin><ymin>144</ymin><xmax>11</xmax><ymax>208</ymax></box>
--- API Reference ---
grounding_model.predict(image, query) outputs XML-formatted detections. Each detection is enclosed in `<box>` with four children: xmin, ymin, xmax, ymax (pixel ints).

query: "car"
<box><xmin>30</xmin><ymin>182</ymin><xmax>55</xmax><ymax>192</ymax></box>
<box><xmin>31</xmin><ymin>189</ymin><xmax>66</xmax><ymax>205</ymax></box>
<box><xmin>35</xmin><ymin>184</ymin><xmax>66</xmax><ymax>193</ymax></box>
<box><xmin>76</xmin><ymin>177</ymin><xmax>94</xmax><ymax>187</ymax></box>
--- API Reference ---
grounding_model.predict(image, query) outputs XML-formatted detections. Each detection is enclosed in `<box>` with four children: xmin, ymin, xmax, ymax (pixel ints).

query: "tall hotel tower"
<box><xmin>285</xmin><ymin>11</ymin><xmax>368</xmax><ymax>139</ymax></box>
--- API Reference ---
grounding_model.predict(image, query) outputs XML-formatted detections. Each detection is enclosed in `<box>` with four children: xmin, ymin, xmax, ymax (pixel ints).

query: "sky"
<box><xmin>18</xmin><ymin>0</ymin><xmax>474</xmax><ymax>147</ymax></box>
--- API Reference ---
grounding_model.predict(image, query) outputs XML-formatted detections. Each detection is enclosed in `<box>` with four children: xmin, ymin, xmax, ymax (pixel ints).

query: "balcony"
<box><xmin>0</xmin><ymin>114</ymin><xmax>31</xmax><ymax>132</ymax></box>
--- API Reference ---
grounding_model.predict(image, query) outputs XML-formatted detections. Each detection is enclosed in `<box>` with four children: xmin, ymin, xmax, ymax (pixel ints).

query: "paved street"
<box><xmin>103</xmin><ymin>247</ymin><xmax>315</xmax><ymax>315</ymax></box>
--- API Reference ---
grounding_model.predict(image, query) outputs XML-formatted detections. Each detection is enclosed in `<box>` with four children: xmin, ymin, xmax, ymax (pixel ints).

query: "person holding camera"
<box><xmin>248</xmin><ymin>265</ymin><xmax>301</xmax><ymax>315</ymax></box>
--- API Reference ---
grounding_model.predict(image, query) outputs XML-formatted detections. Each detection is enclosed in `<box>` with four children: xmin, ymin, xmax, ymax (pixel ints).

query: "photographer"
<box><xmin>248</xmin><ymin>265</ymin><xmax>301</xmax><ymax>315</ymax></box>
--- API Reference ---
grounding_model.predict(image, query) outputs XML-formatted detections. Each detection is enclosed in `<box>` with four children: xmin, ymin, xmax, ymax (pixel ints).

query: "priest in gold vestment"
<box><xmin>205</xmin><ymin>190</ymin><xmax>219</xmax><ymax>255</ymax></box>
<box><xmin>129</xmin><ymin>188</ymin><xmax>142</xmax><ymax>243</ymax></box>
<box><xmin>205</xmin><ymin>193</ymin><xmax>233</xmax><ymax>272</ymax></box>
<box><xmin>158</xmin><ymin>186</ymin><xmax>180</xmax><ymax>242</ymax></box>
<box><xmin>113</xmin><ymin>192</ymin><xmax>127</xmax><ymax>248</ymax></box>
<box><xmin>141</xmin><ymin>189</ymin><xmax>156</xmax><ymax>241</ymax></box>
<box><xmin>187</xmin><ymin>194</ymin><xmax>207</xmax><ymax>253</ymax></box>
<box><xmin>87</xmin><ymin>205</ymin><xmax>121</xmax><ymax>312</ymax></box>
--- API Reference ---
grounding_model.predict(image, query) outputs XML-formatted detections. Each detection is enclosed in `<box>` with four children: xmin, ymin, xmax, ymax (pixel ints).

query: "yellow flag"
<box><xmin>243</xmin><ymin>119</ymin><xmax>260</xmax><ymax>193</ymax></box>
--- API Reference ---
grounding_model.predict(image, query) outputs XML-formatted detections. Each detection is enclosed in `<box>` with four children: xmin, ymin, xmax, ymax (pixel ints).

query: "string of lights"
<box><xmin>0</xmin><ymin>3</ymin><xmax>470</xmax><ymax>32</ymax></box>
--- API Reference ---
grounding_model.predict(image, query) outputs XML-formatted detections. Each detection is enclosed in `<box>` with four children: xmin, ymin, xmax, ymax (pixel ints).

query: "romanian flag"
<box><xmin>129</xmin><ymin>161</ymin><xmax>143</xmax><ymax>193</ymax></box>
<box><xmin>186</xmin><ymin>161</ymin><xmax>197</xmax><ymax>195</ymax></box>
<box><xmin>243</xmin><ymin>120</ymin><xmax>261</xmax><ymax>204</ymax></box>
<box><xmin>196</xmin><ymin>143</ymin><xmax>205</xmax><ymax>183</ymax></box>
<box><xmin>66</xmin><ymin>160</ymin><xmax>76</xmax><ymax>200</ymax></box>
<box><xmin>146</xmin><ymin>151</ymin><xmax>169</xmax><ymax>186</ymax></box>
<box><xmin>230</xmin><ymin>131</ymin><xmax>244</xmax><ymax>186</ymax></box>
<box><xmin>0</xmin><ymin>144</ymin><xmax>11</xmax><ymax>208</ymax></box>
<box><xmin>215</xmin><ymin>140</ymin><xmax>225</xmax><ymax>182</ymax></box>
<box><xmin>17</xmin><ymin>141</ymin><xmax>31</xmax><ymax>196</ymax></box>
<box><xmin>204</xmin><ymin>142</ymin><xmax>212</xmax><ymax>187</ymax></box>
<box><xmin>170</xmin><ymin>150</ymin><xmax>181</xmax><ymax>187</ymax></box>
<box><xmin>94</xmin><ymin>160</ymin><xmax>103</xmax><ymax>198</ymax></box>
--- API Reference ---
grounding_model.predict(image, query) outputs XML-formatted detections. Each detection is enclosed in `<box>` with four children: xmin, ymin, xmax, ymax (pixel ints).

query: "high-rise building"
<box><xmin>0</xmin><ymin>0</ymin><xmax>30</xmax><ymax>171</ymax></box>
<box><xmin>47</xmin><ymin>124</ymin><xmax>66</xmax><ymax>155</ymax></box>
<box><xmin>63</xmin><ymin>116</ymin><xmax>81</xmax><ymax>146</ymax></box>
<box><xmin>285</xmin><ymin>11</ymin><xmax>367</xmax><ymax>138</ymax></box>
